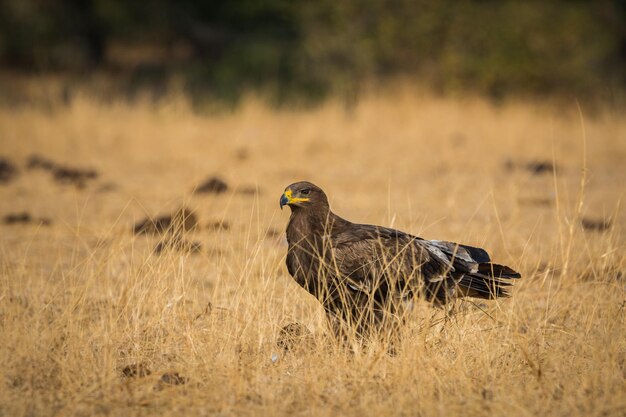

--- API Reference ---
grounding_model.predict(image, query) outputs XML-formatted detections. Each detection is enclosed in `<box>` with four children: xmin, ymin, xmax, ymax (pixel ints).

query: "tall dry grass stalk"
<box><xmin>0</xmin><ymin>89</ymin><xmax>624</xmax><ymax>416</ymax></box>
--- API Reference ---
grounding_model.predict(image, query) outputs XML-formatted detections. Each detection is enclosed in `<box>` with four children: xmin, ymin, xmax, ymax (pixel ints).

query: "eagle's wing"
<box><xmin>420</xmin><ymin>238</ymin><xmax>520</xmax><ymax>299</ymax></box>
<box><xmin>330</xmin><ymin>224</ymin><xmax>447</xmax><ymax>297</ymax></box>
<box><xmin>330</xmin><ymin>223</ymin><xmax>519</xmax><ymax>303</ymax></box>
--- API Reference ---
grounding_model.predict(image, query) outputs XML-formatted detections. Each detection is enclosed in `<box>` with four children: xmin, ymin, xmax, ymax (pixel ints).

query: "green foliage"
<box><xmin>0</xmin><ymin>0</ymin><xmax>623</xmax><ymax>103</ymax></box>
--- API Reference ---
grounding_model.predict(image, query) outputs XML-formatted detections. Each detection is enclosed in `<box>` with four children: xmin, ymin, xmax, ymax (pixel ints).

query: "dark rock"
<box><xmin>26</xmin><ymin>154</ymin><xmax>56</xmax><ymax>171</ymax></box>
<box><xmin>52</xmin><ymin>166</ymin><xmax>98</xmax><ymax>188</ymax></box>
<box><xmin>0</xmin><ymin>158</ymin><xmax>18</xmax><ymax>184</ymax></box>
<box><xmin>503</xmin><ymin>159</ymin><xmax>558</xmax><ymax>176</ymax></box>
<box><xmin>581</xmin><ymin>218</ymin><xmax>612</xmax><ymax>232</ymax></box>
<box><xmin>160</xmin><ymin>372</ymin><xmax>187</xmax><ymax>385</ymax></box>
<box><xmin>195</xmin><ymin>176</ymin><xmax>228</xmax><ymax>194</ymax></box>
<box><xmin>121</xmin><ymin>363</ymin><xmax>151</xmax><ymax>378</ymax></box>
<box><xmin>28</xmin><ymin>154</ymin><xmax>99</xmax><ymax>188</ymax></box>
<box><xmin>4</xmin><ymin>212</ymin><xmax>31</xmax><ymax>224</ymax></box>
<box><xmin>277</xmin><ymin>322</ymin><xmax>313</xmax><ymax>352</ymax></box>
<box><xmin>3</xmin><ymin>212</ymin><xmax>52</xmax><ymax>226</ymax></box>
<box><xmin>525</xmin><ymin>160</ymin><xmax>556</xmax><ymax>175</ymax></box>
<box><xmin>134</xmin><ymin>208</ymin><xmax>198</xmax><ymax>236</ymax></box>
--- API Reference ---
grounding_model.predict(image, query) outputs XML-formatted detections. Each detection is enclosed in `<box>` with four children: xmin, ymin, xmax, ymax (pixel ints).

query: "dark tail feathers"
<box><xmin>458</xmin><ymin>263</ymin><xmax>521</xmax><ymax>299</ymax></box>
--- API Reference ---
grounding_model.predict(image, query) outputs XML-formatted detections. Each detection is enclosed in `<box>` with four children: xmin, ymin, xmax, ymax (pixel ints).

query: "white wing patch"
<box><xmin>428</xmin><ymin>240</ymin><xmax>480</xmax><ymax>273</ymax></box>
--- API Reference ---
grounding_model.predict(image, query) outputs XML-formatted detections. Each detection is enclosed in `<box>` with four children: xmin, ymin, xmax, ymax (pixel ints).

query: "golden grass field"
<box><xmin>1</xmin><ymin>87</ymin><xmax>625</xmax><ymax>416</ymax></box>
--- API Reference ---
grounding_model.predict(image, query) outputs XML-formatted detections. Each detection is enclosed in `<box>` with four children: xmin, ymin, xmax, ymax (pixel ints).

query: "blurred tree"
<box><xmin>0</xmin><ymin>0</ymin><xmax>623</xmax><ymax>104</ymax></box>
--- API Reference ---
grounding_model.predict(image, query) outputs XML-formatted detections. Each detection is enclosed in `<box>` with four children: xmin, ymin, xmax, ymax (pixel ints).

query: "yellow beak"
<box><xmin>280</xmin><ymin>189</ymin><xmax>309</xmax><ymax>209</ymax></box>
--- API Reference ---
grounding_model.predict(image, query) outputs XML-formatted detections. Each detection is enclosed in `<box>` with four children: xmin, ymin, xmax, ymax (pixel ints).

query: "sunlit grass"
<box><xmin>0</xmin><ymin>88</ymin><xmax>624</xmax><ymax>416</ymax></box>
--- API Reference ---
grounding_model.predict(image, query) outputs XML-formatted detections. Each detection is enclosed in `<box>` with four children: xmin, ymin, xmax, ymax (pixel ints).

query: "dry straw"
<box><xmin>0</xmin><ymin>88</ymin><xmax>624</xmax><ymax>416</ymax></box>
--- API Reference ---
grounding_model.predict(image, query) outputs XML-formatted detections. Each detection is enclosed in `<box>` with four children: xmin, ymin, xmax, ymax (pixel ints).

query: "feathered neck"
<box><xmin>286</xmin><ymin>203</ymin><xmax>333</xmax><ymax>244</ymax></box>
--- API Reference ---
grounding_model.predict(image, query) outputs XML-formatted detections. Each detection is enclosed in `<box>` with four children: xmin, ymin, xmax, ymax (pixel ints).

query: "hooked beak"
<box><xmin>280</xmin><ymin>188</ymin><xmax>309</xmax><ymax>209</ymax></box>
<box><xmin>279</xmin><ymin>192</ymin><xmax>289</xmax><ymax>209</ymax></box>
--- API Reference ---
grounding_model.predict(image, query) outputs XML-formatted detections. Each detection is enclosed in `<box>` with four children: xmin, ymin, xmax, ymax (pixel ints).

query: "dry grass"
<box><xmin>0</xmin><ymin>88</ymin><xmax>625</xmax><ymax>416</ymax></box>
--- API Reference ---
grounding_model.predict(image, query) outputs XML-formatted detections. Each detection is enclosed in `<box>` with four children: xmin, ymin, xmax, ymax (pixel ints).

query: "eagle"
<box><xmin>280</xmin><ymin>181</ymin><xmax>521</xmax><ymax>338</ymax></box>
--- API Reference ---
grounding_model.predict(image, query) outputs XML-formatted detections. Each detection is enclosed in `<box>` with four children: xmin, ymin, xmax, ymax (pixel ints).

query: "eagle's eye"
<box><xmin>301</xmin><ymin>189</ymin><xmax>310</xmax><ymax>195</ymax></box>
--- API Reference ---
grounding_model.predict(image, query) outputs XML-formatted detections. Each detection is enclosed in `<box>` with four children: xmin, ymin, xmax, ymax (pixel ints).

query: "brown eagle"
<box><xmin>280</xmin><ymin>181</ymin><xmax>520</xmax><ymax>337</ymax></box>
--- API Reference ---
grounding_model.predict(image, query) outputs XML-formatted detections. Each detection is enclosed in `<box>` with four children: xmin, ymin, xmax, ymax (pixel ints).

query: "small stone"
<box><xmin>26</xmin><ymin>154</ymin><xmax>56</xmax><ymax>171</ymax></box>
<box><xmin>277</xmin><ymin>322</ymin><xmax>313</xmax><ymax>352</ymax></box>
<box><xmin>0</xmin><ymin>158</ymin><xmax>18</xmax><ymax>184</ymax></box>
<box><xmin>160</xmin><ymin>372</ymin><xmax>187</xmax><ymax>385</ymax></box>
<box><xmin>52</xmin><ymin>165</ymin><xmax>98</xmax><ymax>188</ymax></box>
<box><xmin>134</xmin><ymin>208</ymin><xmax>198</xmax><ymax>236</ymax></box>
<box><xmin>525</xmin><ymin>160</ymin><xmax>556</xmax><ymax>175</ymax></box>
<box><xmin>121</xmin><ymin>363</ymin><xmax>151</xmax><ymax>378</ymax></box>
<box><xmin>195</xmin><ymin>176</ymin><xmax>228</xmax><ymax>194</ymax></box>
<box><xmin>3</xmin><ymin>212</ymin><xmax>31</xmax><ymax>224</ymax></box>
<box><xmin>581</xmin><ymin>217</ymin><xmax>612</xmax><ymax>232</ymax></box>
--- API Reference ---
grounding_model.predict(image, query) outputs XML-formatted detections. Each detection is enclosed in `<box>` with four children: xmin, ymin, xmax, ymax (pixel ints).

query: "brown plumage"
<box><xmin>280</xmin><ymin>181</ymin><xmax>521</xmax><ymax>337</ymax></box>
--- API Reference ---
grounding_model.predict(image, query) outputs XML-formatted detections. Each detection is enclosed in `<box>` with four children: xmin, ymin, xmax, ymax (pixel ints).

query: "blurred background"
<box><xmin>1</xmin><ymin>5</ymin><xmax>625</xmax><ymax>416</ymax></box>
<box><xmin>1</xmin><ymin>0</ymin><xmax>625</xmax><ymax>107</ymax></box>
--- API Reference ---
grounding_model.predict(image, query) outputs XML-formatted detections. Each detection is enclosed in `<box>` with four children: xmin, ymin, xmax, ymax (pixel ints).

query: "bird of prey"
<box><xmin>280</xmin><ymin>181</ymin><xmax>520</xmax><ymax>338</ymax></box>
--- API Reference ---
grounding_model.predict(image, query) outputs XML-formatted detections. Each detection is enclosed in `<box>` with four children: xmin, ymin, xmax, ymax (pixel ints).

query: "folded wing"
<box><xmin>331</xmin><ymin>224</ymin><xmax>520</xmax><ymax>304</ymax></box>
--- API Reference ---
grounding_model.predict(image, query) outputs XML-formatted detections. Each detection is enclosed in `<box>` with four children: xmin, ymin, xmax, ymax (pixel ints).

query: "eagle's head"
<box><xmin>280</xmin><ymin>181</ymin><xmax>328</xmax><ymax>210</ymax></box>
